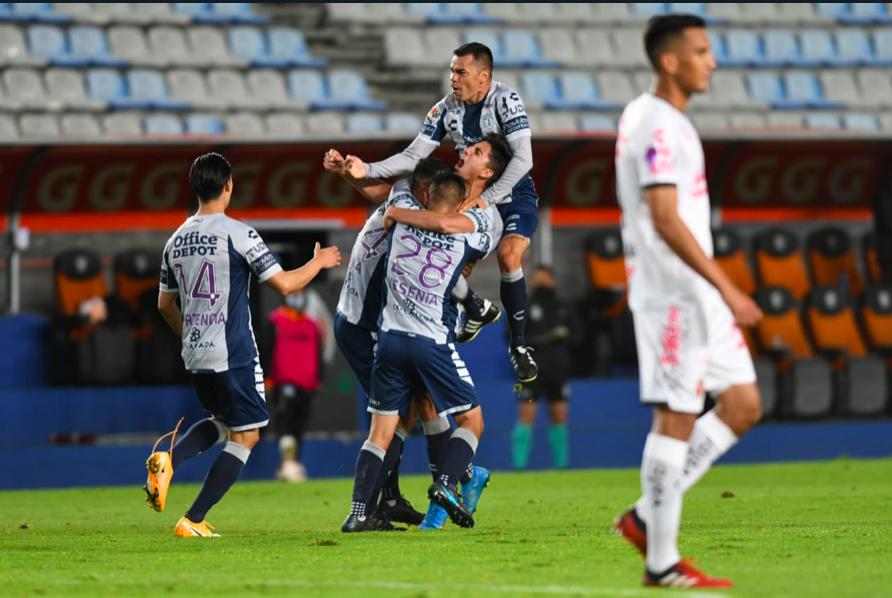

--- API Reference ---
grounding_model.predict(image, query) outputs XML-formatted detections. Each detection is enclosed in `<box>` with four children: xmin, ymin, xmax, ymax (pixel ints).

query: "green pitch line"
<box><xmin>1</xmin><ymin>459</ymin><xmax>891</xmax><ymax>597</ymax></box>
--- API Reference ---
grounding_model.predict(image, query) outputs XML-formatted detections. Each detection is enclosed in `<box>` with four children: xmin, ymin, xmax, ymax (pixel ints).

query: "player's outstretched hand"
<box><xmin>314</xmin><ymin>242</ymin><xmax>342</xmax><ymax>269</ymax></box>
<box><xmin>722</xmin><ymin>286</ymin><xmax>762</xmax><ymax>327</ymax></box>
<box><xmin>323</xmin><ymin>149</ymin><xmax>346</xmax><ymax>173</ymax></box>
<box><xmin>343</xmin><ymin>155</ymin><xmax>368</xmax><ymax>179</ymax></box>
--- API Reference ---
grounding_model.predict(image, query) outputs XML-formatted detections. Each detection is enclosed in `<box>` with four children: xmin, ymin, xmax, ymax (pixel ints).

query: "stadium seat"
<box><xmin>113</xmin><ymin>248</ymin><xmax>158</xmax><ymax>316</ymax></box>
<box><xmin>835</xmin><ymin>29</ymin><xmax>885</xmax><ymax>66</ymax></box>
<box><xmin>573</xmin><ymin>30</ymin><xmax>615</xmax><ymax>67</ymax></box>
<box><xmin>754</xmin><ymin>286</ymin><xmax>833</xmax><ymax>418</ymax></box>
<box><xmin>762</xmin><ymin>29</ymin><xmax>801</xmax><ymax>67</ymax></box>
<box><xmin>384</xmin><ymin>28</ymin><xmax>425</xmax><ymax>67</ymax></box>
<box><xmin>595</xmin><ymin>71</ymin><xmax>636</xmax><ymax>105</ymax></box>
<box><xmin>501</xmin><ymin>29</ymin><xmax>559</xmax><ymax>68</ymax></box>
<box><xmin>553</xmin><ymin>72</ymin><xmax>619</xmax><ymax>111</ymax></box>
<box><xmin>520</xmin><ymin>71</ymin><xmax>559</xmax><ymax>108</ymax></box>
<box><xmin>766</xmin><ymin>111</ymin><xmax>805</xmax><ymax>129</ymax></box>
<box><xmin>578</xmin><ymin>113</ymin><xmax>616</xmax><ymax>132</ymax></box>
<box><xmin>747</xmin><ymin>71</ymin><xmax>788</xmax><ymax>106</ymax></box>
<box><xmin>247</xmin><ymin>69</ymin><xmax>302</xmax><ymax>109</ymax></box>
<box><xmin>326</xmin><ymin>3</ymin><xmax>417</xmax><ymax>25</ymax></box>
<box><xmin>713</xmin><ymin>227</ymin><xmax>756</xmax><ymax>296</ymax></box>
<box><xmin>346</xmin><ymin>112</ymin><xmax>384</xmax><ymax>132</ymax></box>
<box><xmin>18</xmin><ymin>112</ymin><xmax>59</xmax><ymax>137</ymax></box>
<box><xmin>27</xmin><ymin>24</ymin><xmax>87</xmax><ymax>66</ymax></box>
<box><xmin>804</xmin><ymin>113</ymin><xmax>841</xmax><ymax>129</ymax></box>
<box><xmin>143</xmin><ymin>113</ymin><xmax>183</xmax><ymax>135</ymax></box>
<box><xmin>206</xmin><ymin>69</ymin><xmax>256</xmax><ymax>109</ymax></box>
<box><xmin>267</xmin><ymin>27</ymin><xmax>327</xmax><ymax>67</ymax></box>
<box><xmin>862</xmin><ymin>284</ymin><xmax>892</xmax><ymax>352</ymax></box>
<box><xmin>433</xmin><ymin>3</ymin><xmax>500</xmax><ymax>25</ymax></box>
<box><xmin>68</xmin><ymin>25</ymin><xmax>127</xmax><ymax>67</ymax></box>
<box><xmin>265</xmin><ymin>111</ymin><xmax>304</xmax><ymax>136</ymax></box>
<box><xmin>102</xmin><ymin>111</ymin><xmax>142</xmax><ymax>136</ymax></box>
<box><xmin>799</xmin><ymin>29</ymin><xmax>841</xmax><ymax>66</ymax></box>
<box><xmin>806</xmin><ymin>227</ymin><xmax>865</xmax><ymax>298</ymax></box>
<box><xmin>228</xmin><ymin>26</ymin><xmax>288</xmax><ymax>68</ymax></box>
<box><xmin>856</xmin><ymin>69</ymin><xmax>892</xmax><ymax>107</ymax></box>
<box><xmin>841</xmin><ymin>2</ymin><xmax>892</xmax><ymax>25</ymax></box>
<box><xmin>0</xmin><ymin>24</ymin><xmax>43</xmax><ymax>65</ymax></box>
<box><xmin>590</xmin><ymin>3</ymin><xmax>632</xmax><ymax>22</ymax></box>
<box><xmin>753</xmin><ymin>227</ymin><xmax>811</xmax><ymax>300</ymax></box>
<box><xmin>806</xmin><ymin>286</ymin><xmax>887</xmax><ymax>415</ymax></box>
<box><xmin>862</xmin><ymin>232</ymin><xmax>883</xmax><ymax>284</ymax></box>
<box><xmin>8</xmin><ymin>3</ymin><xmax>69</xmax><ymax>23</ymax></box>
<box><xmin>701</xmin><ymin>71</ymin><xmax>760</xmax><ymax>108</ymax></box>
<box><xmin>287</xmin><ymin>69</ymin><xmax>326</xmax><ymax>106</ymax></box>
<box><xmin>147</xmin><ymin>26</ymin><xmax>210</xmax><ymax>67</ymax></box>
<box><xmin>188</xmin><ymin>26</ymin><xmax>245</xmax><ymax>67</ymax></box>
<box><xmin>537</xmin><ymin>111</ymin><xmax>578</xmax><ymax>132</ymax></box>
<box><xmin>206</xmin><ymin>3</ymin><xmax>269</xmax><ymax>25</ymax></box>
<box><xmin>302</xmin><ymin>111</ymin><xmax>344</xmax><ymax>134</ymax></box>
<box><xmin>60</xmin><ymin>113</ymin><xmax>101</xmax><ymax>138</ymax></box>
<box><xmin>167</xmin><ymin>69</ymin><xmax>225</xmax><ymax>110</ymax></box>
<box><xmin>753</xmin><ymin>357</ymin><xmax>779</xmax><ymax>418</ymax></box>
<box><xmin>729</xmin><ymin>112</ymin><xmax>767</xmax><ymax>129</ymax></box>
<box><xmin>819</xmin><ymin>71</ymin><xmax>865</xmax><ymax>107</ymax></box>
<box><xmin>184</xmin><ymin>113</ymin><xmax>224</xmax><ymax>135</ymax></box>
<box><xmin>723</xmin><ymin>29</ymin><xmax>763</xmax><ymax>67</ymax></box>
<box><xmin>327</xmin><ymin>69</ymin><xmax>387</xmax><ymax>111</ymax></box>
<box><xmin>3</xmin><ymin>67</ymin><xmax>52</xmax><ymax>109</ymax></box>
<box><xmin>107</xmin><ymin>26</ymin><xmax>166</xmax><ymax>67</ymax></box>
<box><xmin>0</xmin><ymin>113</ymin><xmax>18</xmax><ymax>139</ymax></box>
<box><xmin>385</xmin><ymin>112</ymin><xmax>422</xmax><ymax>132</ymax></box>
<box><xmin>584</xmin><ymin>228</ymin><xmax>627</xmax><ymax>317</ymax></box>
<box><xmin>88</xmin><ymin>3</ymin><xmax>188</xmax><ymax>25</ymax></box>
<box><xmin>224</xmin><ymin>111</ymin><xmax>264</xmax><ymax>135</ymax></box>
<box><xmin>54</xmin><ymin>247</ymin><xmax>107</xmax><ymax>342</ymax></box>
<box><xmin>814</xmin><ymin>3</ymin><xmax>852</xmax><ymax>21</ymax></box>
<box><xmin>425</xmin><ymin>28</ymin><xmax>462</xmax><ymax>67</ymax></box>
<box><xmin>611</xmin><ymin>29</ymin><xmax>649</xmax><ymax>67</ymax></box>
<box><xmin>782</xmin><ymin>71</ymin><xmax>843</xmax><ymax>109</ymax></box>
<box><xmin>631</xmin><ymin>3</ymin><xmax>666</xmax><ymax>19</ymax></box>
<box><xmin>538</xmin><ymin>29</ymin><xmax>579</xmax><ymax>66</ymax></box>
<box><xmin>127</xmin><ymin>69</ymin><xmax>188</xmax><ymax>110</ymax></box>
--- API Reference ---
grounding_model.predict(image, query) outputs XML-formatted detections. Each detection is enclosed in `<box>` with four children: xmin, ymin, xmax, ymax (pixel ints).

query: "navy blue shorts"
<box><xmin>370</xmin><ymin>330</ymin><xmax>479</xmax><ymax>417</ymax></box>
<box><xmin>334</xmin><ymin>312</ymin><xmax>376</xmax><ymax>404</ymax></box>
<box><xmin>497</xmin><ymin>194</ymin><xmax>539</xmax><ymax>240</ymax></box>
<box><xmin>190</xmin><ymin>360</ymin><xmax>269</xmax><ymax>431</ymax></box>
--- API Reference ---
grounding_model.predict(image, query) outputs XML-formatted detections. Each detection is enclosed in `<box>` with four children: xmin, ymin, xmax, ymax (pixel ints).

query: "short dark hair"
<box><xmin>410</xmin><ymin>157</ymin><xmax>452</xmax><ymax>196</ymax></box>
<box><xmin>453</xmin><ymin>42</ymin><xmax>493</xmax><ymax>72</ymax></box>
<box><xmin>643</xmin><ymin>14</ymin><xmax>707</xmax><ymax>72</ymax></box>
<box><xmin>483</xmin><ymin>133</ymin><xmax>512</xmax><ymax>187</ymax></box>
<box><xmin>189</xmin><ymin>152</ymin><xmax>231</xmax><ymax>202</ymax></box>
<box><xmin>428</xmin><ymin>171</ymin><xmax>467</xmax><ymax>209</ymax></box>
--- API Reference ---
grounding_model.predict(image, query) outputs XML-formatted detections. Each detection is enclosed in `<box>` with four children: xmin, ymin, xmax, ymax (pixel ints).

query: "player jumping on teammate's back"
<box><xmin>145</xmin><ymin>153</ymin><xmax>340</xmax><ymax>537</ymax></box>
<box><xmin>612</xmin><ymin>15</ymin><xmax>763</xmax><ymax>587</ymax></box>
<box><xmin>342</xmin><ymin>42</ymin><xmax>540</xmax><ymax>383</ymax></box>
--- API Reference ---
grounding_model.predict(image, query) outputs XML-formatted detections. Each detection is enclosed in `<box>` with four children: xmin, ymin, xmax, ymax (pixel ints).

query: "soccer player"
<box><xmin>144</xmin><ymin>152</ymin><xmax>341</xmax><ymax>537</ymax></box>
<box><xmin>612</xmin><ymin>15</ymin><xmax>763</xmax><ymax>588</ymax></box>
<box><xmin>343</xmin><ymin>42</ymin><xmax>540</xmax><ymax>383</ymax></box>
<box><xmin>342</xmin><ymin>170</ymin><xmax>497</xmax><ymax>532</ymax></box>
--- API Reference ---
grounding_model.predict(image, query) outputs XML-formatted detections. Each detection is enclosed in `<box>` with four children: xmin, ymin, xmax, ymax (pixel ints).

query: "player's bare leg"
<box><xmin>498</xmin><ymin>234</ymin><xmax>537</xmax><ymax>382</ymax></box>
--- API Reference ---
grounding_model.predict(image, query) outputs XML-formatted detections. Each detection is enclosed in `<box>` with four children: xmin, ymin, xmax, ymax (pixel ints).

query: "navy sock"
<box><xmin>351</xmin><ymin>441</ymin><xmax>385</xmax><ymax>517</ymax></box>
<box><xmin>185</xmin><ymin>441</ymin><xmax>249</xmax><ymax>522</ymax></box>
<box><xmin>440</xmin><ymin>428</ymin><xmax>478</xmax><ymax>490</ymax></box>
<box><xmin>380</xmin><ymin>430</ymin><xmax>405</xmax><ymax>503</ymax></box>
<box><xmin>461</xmin><ymin>288</ymin><xmax>486</xmax><ymax>319</ymax></box>
<box><xmin>422</xmin><ymin>417</ymin><xmax>452</xmax><ymax>482</ymax></box>
<box><xmin>172</xmin><ymin>418</ymin><xmax>223</xmax><ymax>471</ymax></box>
<box><xmin>460</xmin><ymin>463</ymin><xmax>474</xmax><ymax>484</ymax></box>
<box><xmin>500</xmin><ymin>271</ymin><xmax>527</xmax><ymax>347</ymax></box>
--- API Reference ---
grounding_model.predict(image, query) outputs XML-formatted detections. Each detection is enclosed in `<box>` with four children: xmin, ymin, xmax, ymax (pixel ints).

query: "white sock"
<box><xmin>642</xmin><ymin>433</ymin><xmax>688</xmax><ymax>574</ymax></box>
<box><xmin>635</xmin><ymin>410</ymin><xmax>738</xmax><ymax>523</ymax></box>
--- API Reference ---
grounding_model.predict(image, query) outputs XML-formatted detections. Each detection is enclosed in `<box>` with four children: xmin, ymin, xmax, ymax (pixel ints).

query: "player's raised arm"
<box><xmin>645</xmin><ymin>186</ymin><xmax>761</xmax><ymax>326</ymax></box>
<box><xmin>323</xmin><ymin>149</ymin><xmax>392</xmax><ymax>204</ymax></box>
<box><xmin>479</xmin><ymin>88</ymin><xmax>533</xmax><ymax>206</ymax></box>
<box><xmin>266</xmin><ymin>242</ymin><xmax>341</xmax><ymax>296</ymax></box>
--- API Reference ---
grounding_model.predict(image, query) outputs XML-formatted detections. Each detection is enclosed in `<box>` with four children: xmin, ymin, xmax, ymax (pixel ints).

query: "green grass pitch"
<box><xmin>2</xmin><ymin>458</ymin><xmax>891</xmax><ymax>596</ymax></box>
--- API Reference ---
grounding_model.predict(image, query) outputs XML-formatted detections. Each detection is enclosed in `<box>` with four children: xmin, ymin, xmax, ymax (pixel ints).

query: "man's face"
<box><xmin>455</xmin><ymin>141</ymin><xmax>493</xmax><ymax>184</ymax></box>
<box><xmin>667</xmin><ymin>28</ymin><xmax>716</xmax><ymax>94</ymax></box>
<box><xmin>450</xmin><ymin>54</ymin><xmax>490</xmax><ymax>103</ymax></box>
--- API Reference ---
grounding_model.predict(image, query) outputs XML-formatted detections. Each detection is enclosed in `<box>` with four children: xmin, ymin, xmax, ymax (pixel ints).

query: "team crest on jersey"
<box><xmin>189</xmin><ymin>328</ymin><xmax>201</xmax><ymax>342</ymax></box>
<box><xmin>428</xmin><ymin>106</ymin><xmax>440</xmax><ymax>120</ymax></box>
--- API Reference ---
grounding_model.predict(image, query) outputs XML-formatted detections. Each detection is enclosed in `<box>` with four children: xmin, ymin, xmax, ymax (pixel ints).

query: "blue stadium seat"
<box><xmin>462</xmin><ymin>29</ymin><xmax>505</xmax><ymax>64</ymax></box>
<box><xmin>842</xmin><ymin>113</ymin><xmax>880</xmax><ymax>130</ymax></box>
<box><xmin>208</xmin><ymin>3</ymin><xmax>269</xmax><ymax>24</ymax></box>
<box><xmin>783</xmin><ymin>71</ymin><xmax>844</xmax><ymax>109</ymax></box>
<box><xmin>27</xmin><ymin>25</ymin><xmax>86</xmax><ymax>66</ymax></box>
<box><xmin>267</xmin><ymin>27</ymin><xmax>327</xmax><ymax>67</ymax></box>
<box><xmin>68</xmin><ymin>26</ymin><xmax>127</xmax><ymax>67</ymax></box>
<box><xmin>86</xmin><ymin>68</ymin><xmax>143</xmax><ymax>109</ymax></box>
<box><xmin>346</xmin><ymin>112</ymin><xmax>384</xmax><ymax>132</ymax></box>
<box><xmin>501</xmin><ymin>30</ymin><xmax>559</xmax><ymax>68</ymax></box>
<box><xmin>8</xmin><ymin>3</ymin><xmax>69</xmax><ymax>23</ymax></box>
<box><xmin>553</xmin><ymin>72</ymin><xmax>620</xmax><ymax>111</ymax></box>
<box><xmin>873</xmin><ymin>28</ymin><xmax>892</xmax><ymax>62</ymax></box>
<box><xmin>228</xmin><ymin>26</ymin><xmax>289</xmax><ymax>68</ymax></box>
<box><xmin>578</xmin><ymin>114</ymin><xmax>616</xmax><ymax>132</ymax></box>
<box><xmin>840</xmin><ymin>3</ymin><xmax>892</xmax><ymax>25</ymax></box>
<box><xmin>287</xmin><ymin>69</ymin><xmax>327</xmax><ymax>105</ymax></box>
<box><xmin>171</xmin><ymin>3</ymin><xmax>212</xmax><ymax>20</ymax></box>
<box><xmin>762</xmin><ymin>30</ymin><xmax>802</xmax><ymax>67</ymax></box>
<box><xmin>127</xmin><ymin>69</ymin><xmax>189</xmax><ymax>110</ymax></box>
<box><xmin>804</xmin><ymin>113</ymin><xmax>841</xmax><ymax>129</ymax></box>
<box><xmin>405</xmin><ymin>3</ymin><xmax>443</xmax><ymax>20</ymax></box>
<box><xmin>800</xmin><ymin>29</ymin><xmax>840</xmax><ymax>66</ymax></box>
<box><xmin>814</xmin><ymin>3</ymin><xmax>851</xmax><ymax>20</ymax></box>
<box><xmin>327</xmin><ymin>69</ymin><xmax>387</xmax><ymax>111</ymax></box>
<box><xmin>724</xmin><ymin>29</ymin><xmax>763</xmax><ymax>67</ymax></box>
<box><xmin>184</xmin><ymin>113</ymin><xmax>225</xmax><ymax>135</ymax></box>
<box><xmin>708</xmin><ymin>30</ymin><xmax>727</xmax><ymax>63</ymax></box>
<box><xmin>520</xmin><ymin>72</ymin><xmax>560</xmax><ymax>107</ymax></box>
<box><xmin>144</xmin><ymin>113</ymin><xmax>183</xmax><ymax>135</ymax></box>
<box><xmin>747</xmin><ymin>72</ymin><xmax>795</xmax><ymax>107</ymax></box>
<box><xmin>835</xmin><ymin>29</ymin><xmax>887</xmax><ymax>66</ymax></box>
<box><xmin>432</xmin><ymin>3</ymin><xmax>500</xmax><ymax>25</ymax></box>
<box><xmin>631</xmin><ymin>3</ymin><xmax>666</xmax><ymax>19</ymax></box>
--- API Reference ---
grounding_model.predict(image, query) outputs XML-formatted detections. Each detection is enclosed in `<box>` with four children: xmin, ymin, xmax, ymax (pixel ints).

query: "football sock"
<box><xmin>460</xmin><ymin>463</ymin><xmax>473</xmax><ymax>484</ymax></box>
<box><xmin>452</xmin><ymin>275</ymin><xmax>469</xmax><ymax>301</ymax></box>
<box><xmin>350</xmin><ymin>441</ymin><xmax>386</xmax><ymax>519</ymax></box>
<box><xmin>440</xmin><ymin>427</ymin><xmax>478</xmax><ymax>491</ymax></box>
<box><xmin>380</xmin><ymin>427</ymin><xmax>407</xmax><ymax>505</ymax></box>
<box><xmin>500</xmin><ymin>269</ymin><xmax>527</xmax><ymax>347</ymax></box>
<box><xmin>548</xmin><ymin>424</ymin><xmax>569</xmax><ymax>469</ymax></box>
<box><xmin>422</xmin><ymin>416</ymin><xmax>451</xmax><ymax>482</ymax></box>
<box><xmin>462</xmin><ymin>288</ymin><xmax>487</xmax><ymax>319</ymax></box>
<box><xmin>171</xmin><ymin>418</ymin><xmax>226</xmax><ymax>470</ymax></box>
<box><xmin>511</xmin><ymin>422</ymin><xmax>533</xmax><ymax>469</ymax></box>
<box><xmin>641</xmin><ymin>433</ymin><xmax>688</xmax><ymax>574</ymax></box>
<box><xmin>635</xmin><ymin>410</ymin><xmax>738</xmax><ymax>524</ymax></box>
<box><xmin>185</xmin><ymin>440</ymin><xmax>249</xmax><ymax>523</ymax></box>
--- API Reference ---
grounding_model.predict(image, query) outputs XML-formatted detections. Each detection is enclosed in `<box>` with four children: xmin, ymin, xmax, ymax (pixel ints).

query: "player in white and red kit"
<box><xmin>612</xmin><ymin>15</ymin><xmax>763</xmax><ymax>589</ymax></box>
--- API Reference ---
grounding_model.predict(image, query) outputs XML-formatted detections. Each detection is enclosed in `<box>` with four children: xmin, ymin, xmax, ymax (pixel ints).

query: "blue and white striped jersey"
<box><xmin>380</xmin><ymin>204</ymin><xmax>499</xmax><ymax>344</ymax></box>
<box><xmin>160</xmin><ymin>213</ymin><xmax>282</xmax><ymax>372</ymax></box>
<box><xmin>336</xmin><ymin>179</ymin><xmax>420</xmax><ymax>331</ymax></box>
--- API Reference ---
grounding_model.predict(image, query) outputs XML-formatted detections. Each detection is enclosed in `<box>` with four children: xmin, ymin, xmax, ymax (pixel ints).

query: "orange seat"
<box><xmin>806</xmin><ymin>227</ymin><xmax>863</xmax><ymax>299</ymax></box>
<box><xmin>115</xmin><ymin>249</ymin><xmax>159</xmax><ymax>311</ymax></box>
<box><xmin>54</xmin><ymin>248</ymin><xmax>107</xmax><ymax>341</ymax></box>
<box><xmin>862</xmin><ymin>285</ymin><xmax>892</xmax><ymax>351</ymax></box>
<box><xmin>805</xmin><ymin>286</ymin><xmax>867</xmax><ymax>361</ymax></box>
<box><xmin>862</xmin><ymin>232</ymin><xmax>882</xmax><ymax>285</ymax></box>
<box><xmin>753</xmin><ymin>228</ymin><xmax>810</xmax><ymax>301</ymax></box>
<box><xmin>584</xmin><ymin>228</ymin><xmax>627</xmax><ymax>316</ymax></box>
<box><xmin>713</xmin><ymin>227</ymin><xmax>755</xmax><ymax>296</ymax></box>
<box><xmin>754</xmin><ymin>286</ymin><xmax>813</xmax><ymax>360</ymax></box>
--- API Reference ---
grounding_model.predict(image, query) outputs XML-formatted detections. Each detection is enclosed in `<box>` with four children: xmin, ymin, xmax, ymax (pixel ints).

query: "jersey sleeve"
<box><xmin>636</xmin><ymin>116</ymin><xmax>681</xmax><ymax>188</ymax></box>
<box><xmin>495</xmin><ymin>85</ymin><xmax>531</xmax><ymax>140</ymax></box>
<box><xmin>384</xmin><ymin>178</ymin><xmax>419</xmax><ymax>209</ymax></box>
<box><xmin>232</xmin><ymin>224</ymin><xmax>283</xmax><ymax>283</ymax></box>
<box><xmin>159</xmin><ymin>245</ymin><xmax>178</xmax><ymax>293</ymax></box>
<box><xmin>463</xmin><ymin>208</ymin><xmax>495</xmax><ymax>257</ymax></box>
<box><xmin>419</xmin><ymin>97</ymin><xmax>449</xmax><ymax>143</ymax></box>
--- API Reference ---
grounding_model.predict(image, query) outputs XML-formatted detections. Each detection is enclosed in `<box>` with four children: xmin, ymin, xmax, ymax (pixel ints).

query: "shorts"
<box><xmin>334</xmin><ymin>312</ymin><xmax>376</xmax><ymax>404</ymax></box>
<box><xmin>190</xmin><ymin>360</ymin><xmax>269</xmax><ymax>431</ymax></box>
<box><xmin>369</xmin><ymin>330</ymin><xmax>479</xmax><ymax>417</ymax></box>
<box><xmin>518</xmin><ymin>374</ymin><xmax>570</xmax><ymax>403</ymax></box>
<box><xmin>633</xmin><ymin>295</ymin><xmax>755</xmax><ymax>414</ymax></box>
<box><xmin>497</xmin><ymin>178</ymin><xmax>539</xmax><ymax>240</ymax></box>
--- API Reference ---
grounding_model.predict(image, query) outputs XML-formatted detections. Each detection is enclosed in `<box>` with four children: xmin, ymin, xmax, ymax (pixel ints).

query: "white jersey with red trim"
<box><xmin>615</xmin><ymin>93</ymin><xmax>714</xmax><ymax>310</ymax></box>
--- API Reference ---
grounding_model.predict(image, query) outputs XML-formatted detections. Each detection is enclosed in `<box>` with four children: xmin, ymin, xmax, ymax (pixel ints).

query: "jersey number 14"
<box><xmin>175</xmin><ymin>260</ymin><xmax>222</xmax><ymax>307</ymax></box>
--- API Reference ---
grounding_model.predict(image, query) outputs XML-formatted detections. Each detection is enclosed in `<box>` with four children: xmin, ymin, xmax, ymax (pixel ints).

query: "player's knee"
<box><xmin>723</xmin><ymin>386</ymin><xmax>762</xmax><ymax>433</ymax></box>
<box><xmin>497</xmin><ymin>246</ymin><xmax>523</xmax><ymax>271</ymax></box>
<box><xmin>232</xmin><ymin>428</ymin><xmax>260</xmax><ymax>449</ymax></box>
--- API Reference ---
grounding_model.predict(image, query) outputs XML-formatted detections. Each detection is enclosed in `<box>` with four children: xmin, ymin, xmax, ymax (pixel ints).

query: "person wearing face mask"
<box><xmin>267</xmin><ymin>289</ymin><xmax>324</xmax><ymax>483</ymax></box>
<box><xmin>511</xmin><ymin>265</ymin><xmax>577</xmax><ymax>471</ymax></box>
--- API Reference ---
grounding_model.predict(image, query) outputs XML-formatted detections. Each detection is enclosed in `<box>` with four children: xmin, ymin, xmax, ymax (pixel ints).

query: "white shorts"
<box><xmin>633</xmin><ymin>294</ymin><xmax>756</xmax><ymax>414</ymax></box>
